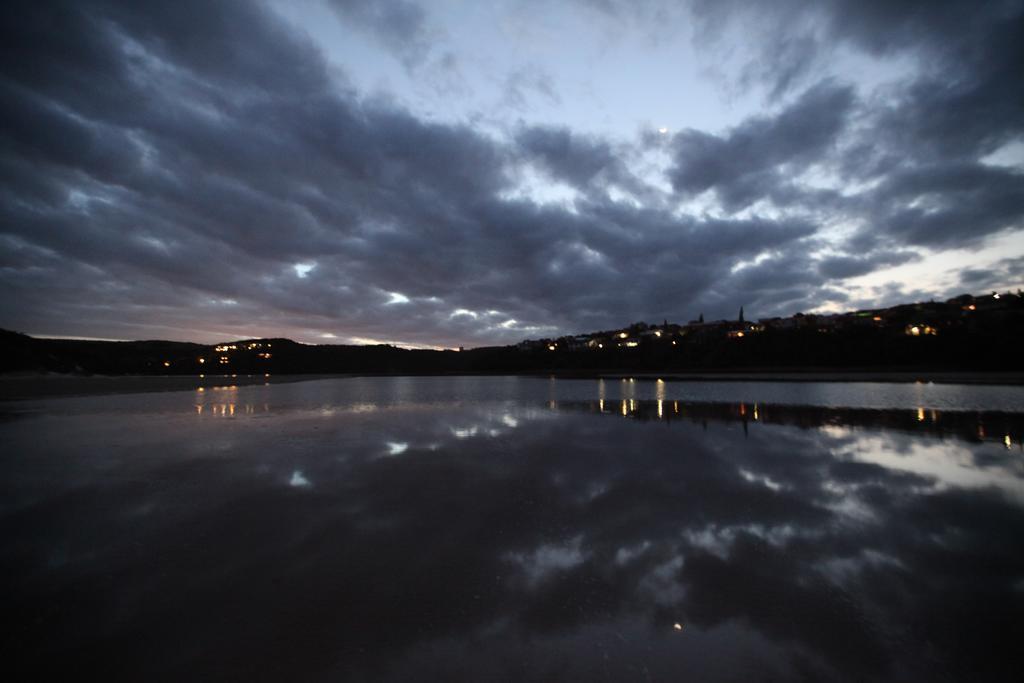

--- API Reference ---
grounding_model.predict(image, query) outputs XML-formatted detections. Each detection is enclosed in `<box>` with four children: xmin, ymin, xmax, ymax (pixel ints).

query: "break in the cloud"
<box><xmin>0</xmin><ymin>0</ymin><xmax>1022</xmax><ymax>347</ymax></box>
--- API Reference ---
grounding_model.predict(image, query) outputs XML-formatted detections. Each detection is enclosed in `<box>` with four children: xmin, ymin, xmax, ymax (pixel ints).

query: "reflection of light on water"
<box><xmin>739</xmin><ymin>468</ymin><xmax>782</xmax><ymax>491</ymax></box>
<box><xmin>502</xmin><ymin>414</ymin><xmax>519</xmax><ymax>428</ymax></box>
<box><xmin>658</xmin><ymin>400</ymin><xmax>663</xmax><ymax>418</ymax></box>
<box><xmin>753</xmin><ymin>403</ymin><xmax>759</xmax><ymax>421</ymax></box>
<box><xmin>656</xmin><ymin>378</ymin><xmax>666</xmax><ymax>402</ymax></box>
<box><xmin>505</xmin><ymin>536</ymin><xmax>587</xmax><ymax>587</ymax></box>
<box><xmin>621</xmin><ymin>400</ymin><xmax>628</xmax><ymax>417</ymax></box>
<box><xmin>385</xmin><ymin>441</ymin><xmax>408</xmax><ymax>455</ymax></box>
<box><xmin>1007</xmin><ymin>435</ymin><xmax>1013</xmax><ymax>449</ymax></box>
<box><xmin>289</xmin><ymin>470</ymin><xmax>311</xmax><ymax>488</ymax></box>
<box><xmin>195</xmin><ymin>405</ymin><xmax>203</xmax><ymax>415</ymax></box>
<box><xmin>917</xmin><ymin>407</ymin><xmax>925</xmax><ymax>422</ymax></box>
<box><xmin>452</xmin><ymin>426</ymin><xmax>478</xmax><ymax>439</ymax></box>
<box><xmin>599</xmin><ymin>398</ymin><xmax>604</xmax><ymax>412</ymax></box>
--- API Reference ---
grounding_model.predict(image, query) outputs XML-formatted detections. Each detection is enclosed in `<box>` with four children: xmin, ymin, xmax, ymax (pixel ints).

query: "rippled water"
<box><xmin>2</xmin><ymin>377</ymin><xmax>1023</xmax><ymax>681</ymax></box>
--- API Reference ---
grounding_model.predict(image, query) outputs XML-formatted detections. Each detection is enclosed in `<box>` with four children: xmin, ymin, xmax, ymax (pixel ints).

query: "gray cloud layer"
<box><xmin>1</xmin><ymin>0</ymin><xmax>1022</xmax><ymax>345</ymax></box>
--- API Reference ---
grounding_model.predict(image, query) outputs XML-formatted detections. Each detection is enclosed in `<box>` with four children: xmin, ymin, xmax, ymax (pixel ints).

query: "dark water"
<box><xmin>2</xmin><ymin>377</ymin><xmax>1023</xmax><ymax>681</ymax></box>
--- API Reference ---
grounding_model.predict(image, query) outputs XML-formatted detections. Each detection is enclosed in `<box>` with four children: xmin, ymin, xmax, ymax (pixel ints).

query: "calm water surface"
<box><xmin>2</xmin><ymin>377</ymin><xmax>1023</xmax><ymax>681</ymax></box>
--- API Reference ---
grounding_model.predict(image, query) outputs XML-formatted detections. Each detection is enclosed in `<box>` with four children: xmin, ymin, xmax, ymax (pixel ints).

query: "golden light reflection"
<box><xmin>599</xmin><ymin>398</ymin><xmax>604</xmax><ymax>412</ymax></box>
<box><xmin>621</xmin><ymin>400</ymin><xmax>628</xmax><ymax>416</ymax></box>
<box><xmin>195</xmin><ymin>405</ymin><xmax>203</xmax><ymax>415</ymax></box>
<box><xmin>674</xmin><ymin>400</ymin><xmax>679</xmax><ymax>414</ymax></box>
<box><xmin>917</xmin><ymin>407</ymin><xmax>925</xmax><ymax>422</ymax></box>
<box><xmin>163</xmin><ymin>361</ymin><xmax>171</xmax><ymax>367</ymax></box>
<box><xmin>657</xmin><ymin>399</ymin><xmax>663</xmax><ymax>418</ymax></box>
<box><xmin>1006</xmin><ymin>435</ymin><xmax>1013</xmax><ymax>449</ymax></box>
<box><xmin>753</xmin><ymin>404</ymin><xmax>759</xmax><ymax>421</ymax></box>
<box><xmin>673</xmin><ymin>623</ymin><xmax>683</xmax><ymax>631</ymax></box>
<box><xmin>196</xmin><ymin>387</ymin><xmax>205</xmax><ymax>392</ymax></box>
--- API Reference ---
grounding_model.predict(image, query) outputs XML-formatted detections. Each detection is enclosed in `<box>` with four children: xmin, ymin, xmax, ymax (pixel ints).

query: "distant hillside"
<box><xmin>2</xmin><ymin>290</ymin><xmax>1022</xmax><ymax>376</ymax></box>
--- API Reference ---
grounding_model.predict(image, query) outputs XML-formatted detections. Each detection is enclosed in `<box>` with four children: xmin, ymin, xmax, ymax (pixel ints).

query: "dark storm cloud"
<box><xmin>0</xmin><ymin>0</ymin><xmax>1022</xmax><ymax>344</ymax></box>
<box><xmin>0</xmin><ymin>0</ymin><xmax>822</xmax><ymax>344</ymax></box>
<box><xmin>684</xmin><ymin>0</ymin><xmax>1024</xmax><ymax>250</ymax></box>
<box><xmin>817</xmin><ymin>251</ymin><xmax>921</xmax><ymax>280</ymax></box>
<box><xmin>514</xmin><ymin>125</ymin><xmax>643</xmax><ymax>196</ymax></box>
<box><xmin>667</xmin><ymin>82</ymin><xmax>855</xmax><ymax>211</ymax></box>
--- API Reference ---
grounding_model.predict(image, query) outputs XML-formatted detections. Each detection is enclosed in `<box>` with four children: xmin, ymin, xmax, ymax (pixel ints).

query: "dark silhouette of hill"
<box><xmin>1</xmin><ymin>290</ymin><xmax>1022</xmax><ymax>377</ymax></box>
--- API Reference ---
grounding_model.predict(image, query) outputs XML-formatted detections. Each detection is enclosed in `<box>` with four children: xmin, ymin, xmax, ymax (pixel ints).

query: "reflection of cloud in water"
<box><xmin>288</xmin><ymin>470</ymin><xmax>311</xmax><ymax>488</ymax></box>
<box><xmin>385</xmin><ymin>442</ymin><xmax>408</xmax><ymax>456</ymax></box>
<box><xmin>835</xmin><ymin>434</ymin><xmax>1024</xmax><ymax>500</ymax></box>
<box><xmin>738</xmin><ymin>468</ymin><xmax>783</xmax><ymax>491</ymax></box>
<box><xmin>7</xmin><ymin>383</ymin><xmax>1024</xmax><ymax>682</ymax></box>
<box><xmin>451</xmin><ymin>426</ymin><xmax>478</xmax><ymax>439</ymax></box>
<box><xmin>506</xmin><ymin>537</ymin><xmax>588</xmax><ymax>587</ymax></box>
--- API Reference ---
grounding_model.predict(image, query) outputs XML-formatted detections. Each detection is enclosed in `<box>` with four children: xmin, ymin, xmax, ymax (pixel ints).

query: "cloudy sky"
<box><xmin>1</xmin><ymin>0</ymin><xmax>1022</xmax><ymax>347</ymax></box>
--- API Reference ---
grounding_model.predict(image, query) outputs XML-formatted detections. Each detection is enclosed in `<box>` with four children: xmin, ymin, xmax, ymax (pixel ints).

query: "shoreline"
<box><xmin>591</xmin><ymin>370</ymin><xmax>1024</xmax><ymax>385</ymax></box>
<box><xmin>2</xmin><ymin>369</ymin><xmax>1023</xmax><ymax>401</ymax></box>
